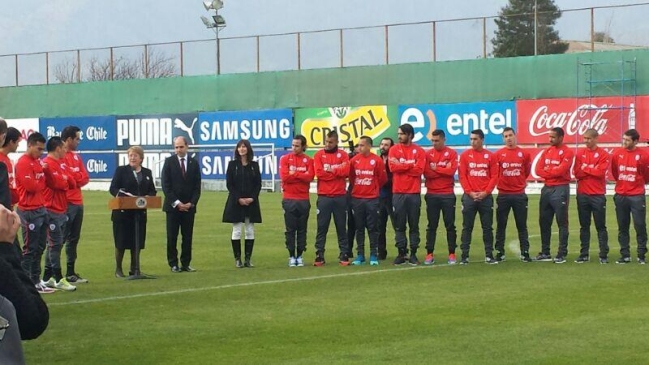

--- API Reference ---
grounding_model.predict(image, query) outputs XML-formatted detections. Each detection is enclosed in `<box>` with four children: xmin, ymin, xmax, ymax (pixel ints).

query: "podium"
<box><xmin>108</xmin><ymin>196</ymin><xmax>162</xmax><ymax>280</ymax></box>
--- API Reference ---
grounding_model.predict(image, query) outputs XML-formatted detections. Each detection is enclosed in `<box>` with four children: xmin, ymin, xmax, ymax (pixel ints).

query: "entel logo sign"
<box><xmin>399</xmin><ymin>102</ymin><xmax>516</xmax><ymax>146</ymax></box>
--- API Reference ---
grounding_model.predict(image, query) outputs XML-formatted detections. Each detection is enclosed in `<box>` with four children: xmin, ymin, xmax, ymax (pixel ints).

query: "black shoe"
<box><xmin>485</xmin><ymin>256</ymin><xmax>499</xmax><ymax>265</ymax></box>
<box><xmin>235</xmin><ymin>259</ymin><xmax>244</xmax><ymax>268</ymax></box>
<box><xmin>393</xmin><ymin>255</ymin><xmax>407</xmax><ymax>265</ymax></box>
<box><xmin>616</xmin><ymin>257</ymin><xmax>631</xmax><ymax>264</ymax></box>
<box><xmin>553</xmin><ymin>256</ymin><xmax>566</xmax><ymax>264</ymax></box>
<box><xmin>180</xmin><ymin>266</ymin><xmax>196</xmax><ymax>272</ymax></box>
<box><xmin>378</xmin><ymin>251</ymin><xmax>388</xmax><ymax>260</ymax></box>
<box><xmin>638</xmin><ymin>258</ymin><xmax>646</xmax><ymax>265</ymax></box>
<box><xmin>574</xmin><ymin>256</ymin><xmax>589</xmax><ymax>264</ymax></box>
<box><xmin>520</xmin><ymin>255</ymin><xmax>532</xmax><ymax>263</ymax></box>
<box><xmin>339</xmin><ymin>253</ymin><xmax>350</xmax><ymax>266</ymax></box>
<box><xmin>535</xmin><ymin>253</ymin><xmax>553</xmax><ymax>262</ymax></box>
<box><xmin>244</xmin><ymin>260</ymin><xmax>254</xmax><ymax>268</ymax></box>
<box><xmin>314</xmin><ymin>254</ymin><xmax>326</xmax><ymax>267</ymax></box>
<box><xmin>66</xmin><ymin>273</ymin><xmax>88</xmax><ymax>283</ymax></box>
<box><xmin>408</xmin><ymin>253</ymin><xmax>420</xmax><ymax>266</ymax></box>
<box><xmin>599</xmin><ymin>257</ymin><xmax>609</xmax><ymax>264</ymax></box>
<box><xmin>459</xmin><ymin>258</ymin><xmax>469</xmax><ymax>265</ymax></box>
<box><xmin>171</xmin><ymin>265</ymin><xmax>181</xmax><ymax>273</ymax></box>
<box><xmin>495</xmin><ymin>253</ymin><xmax>506</xmax><ymax>262</ymax></box>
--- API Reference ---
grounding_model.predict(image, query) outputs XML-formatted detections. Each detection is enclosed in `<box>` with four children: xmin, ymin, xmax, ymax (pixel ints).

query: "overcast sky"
<box><xmin>1</xmin><ymin>0</ymin><xmax>647</xmax><ymax>82</ymax></box>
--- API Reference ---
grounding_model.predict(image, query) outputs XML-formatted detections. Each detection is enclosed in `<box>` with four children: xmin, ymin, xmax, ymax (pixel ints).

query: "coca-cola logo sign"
<box><xmin>517</xmin><ymin>97</ymin><xmax>647</xmax><ymax>144</ymax></box>
<box><xmin>529</xmin><ymin>104</ymin><xmax>610</xmax><ymax>137</ymax></box>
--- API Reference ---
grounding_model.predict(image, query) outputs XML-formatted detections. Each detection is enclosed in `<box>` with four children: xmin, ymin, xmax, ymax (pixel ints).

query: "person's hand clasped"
<box><xmin>0</xmin><ymin>206</ymin><xmax>20</xmax><ymax>243</ymax></box>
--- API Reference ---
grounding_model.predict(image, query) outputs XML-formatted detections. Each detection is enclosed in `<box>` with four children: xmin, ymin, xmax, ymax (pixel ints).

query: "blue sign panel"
<box><xmin>40</xmin><ymin>116</ymin><xmax>116</xmax><ymax>150</ymax></box>
<box><xmin>197</xmin><ymin>109</ymin><xmax>293</xmax><ymax>147</ymax></box>
<box><xmin>115</xmin><ymin>113</ymin><xmax>198</xmax><ymax>150</ymax></box>
<box><xmin>78</xmin><ymin>152</ymin><xmax>117</xmax><ymax>179</ymax></box>
<box><xmin>398</xmin><ymin>101</ymin><xmax>516</xmax><ymax>146</ymax></box>
<box><xmin>199</xmin><ymin>150</ymin><xmax>290</xmax><ymax>180</ymax></box>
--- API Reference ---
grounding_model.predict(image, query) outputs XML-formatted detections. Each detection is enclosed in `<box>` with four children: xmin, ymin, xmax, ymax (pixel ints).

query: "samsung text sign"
<box><xmin>198</xmin><ymin>109</ymin><xmax>293</xmax><ymax>147</ymax></box>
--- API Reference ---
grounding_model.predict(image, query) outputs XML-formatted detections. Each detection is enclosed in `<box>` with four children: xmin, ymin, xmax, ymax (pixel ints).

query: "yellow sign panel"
<box><xmin>298</xmin><ymin>106</ymin><xmax>392</xmax><ymax>148</ymax></box>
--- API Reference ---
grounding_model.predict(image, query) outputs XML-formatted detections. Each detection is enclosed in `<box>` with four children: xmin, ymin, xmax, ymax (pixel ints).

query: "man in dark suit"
<box><xmin>161</xmin><ymin>137</ymin><xmax>201</xmax><ymax>273</ymax></box>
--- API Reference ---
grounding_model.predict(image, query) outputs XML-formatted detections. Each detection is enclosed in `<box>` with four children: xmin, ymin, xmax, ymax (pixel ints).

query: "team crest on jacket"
<box><xmin>444</xmin><ymin>152</ymin><xmax>449</xmax><ymax>156</ymax></box>
<box><xmin>636</xmin><ymin>155</ymin><xmax>640</xmax><ymax>161</ymax></box>
<box><xmin>484</xmin><ymin>154</ymin><xmax>488</xmax><ymax>159</ymax></box>
<box><xmin>337</xmin><ymin>153</ymin><xmax>341</xmax><ymax>158</ymax></box>
<box><xmin>49</xmin><ymin>224</ymin><xmax>56</xmax><ymax>231</ymax></box>
<box><xmin>518</xmin><ymin>152</ymin><xmax>522</xmax><ymax>157</ymax></box>
<box><xmin>594</xmin><ymin>153</ymin><xmax>599</xmax><ymax>158</ymax></box>
<box><xmin>370</xmin><ymin>160</ymin><xmax>375</xmax><ymax>165</ymax></box>
<box><xmin>559</xmin><ymin>150</ymin><xmax>564</xmax><ymax>155</ymax></box>
<box><xmin>303</xmin><ymin>158</ymin><xmax>307</xmax><ymax>163</ymax></box>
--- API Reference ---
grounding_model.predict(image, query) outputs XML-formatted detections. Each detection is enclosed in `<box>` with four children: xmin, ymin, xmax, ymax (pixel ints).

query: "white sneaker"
<box><xmin>288</xmin><ymin>257</ymin><xmax>297</xmax><ymax>267</ymax></box>
<box><xmin>296</xmin><ymin>256</ymin><xmax>304</xmax><ymax>267</ymax></box>
<box><xmin>43</xmin><ymin>278</ymin><xmax>57</xmax><ymax>289</ymax></box>
<box><xmin>55</xmin><ymin>278</ymin><xmax>77</xmax><ymax>292</ymax></box>
<box><xmin>35</xmin><ymin>283</ymin><xmax>56</xmax><ymax>294</ymax></box>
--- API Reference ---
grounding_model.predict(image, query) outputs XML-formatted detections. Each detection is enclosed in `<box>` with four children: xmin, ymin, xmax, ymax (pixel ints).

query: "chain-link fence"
<box><xmin>1</xmin><ymin>3</ymin><xmax>647</xmax><ymax>87</ymax></box>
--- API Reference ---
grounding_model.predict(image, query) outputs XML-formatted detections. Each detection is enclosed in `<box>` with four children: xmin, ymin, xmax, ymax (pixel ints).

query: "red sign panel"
<box><xmin>516</xmin><ymin>96</ymin><xmax>649</xmax><ymax>144</ymax></box>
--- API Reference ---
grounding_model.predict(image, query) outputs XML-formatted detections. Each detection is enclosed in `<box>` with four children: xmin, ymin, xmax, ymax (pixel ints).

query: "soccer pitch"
<box><xmin>24</xmin><ymin>191</ymin><xmax>649</xmax><ymax>364</ymax></box>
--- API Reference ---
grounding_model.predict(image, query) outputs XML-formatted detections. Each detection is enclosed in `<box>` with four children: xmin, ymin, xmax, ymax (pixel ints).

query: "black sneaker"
<box><xmin>616</xmin><ymin>257</ymin><xmax>631</xmax><ymax>264</ymax></box>
<box><xmin>235</xmin><ymin>259</ymin><xmax>244</xmax><ymax>268</ymax></box>
<box><xmin>314</xmin><ymin>254</ymin><xmax>326</xmax><ymax>267</ymax></box>
<box><xmin>535</xmin><ymin>253</ymin><xmax>553</xmax><ymax>262</ymax></box>
<box><xmin>485</xmin><ymin>256</ymin><xmax>499</xmax><ymax>265</ymax></box>
<box><xmin>171</xmin><ymin>266</ymin><xmax>181</xmax><ymax>273</ymax></box>
<box><xmin>574</xmin><ymin>256</ymin><xmax>589</xmax><ymax>264</ymax></box>
<box><xmin>66</xmin><ymin>273</ymin><xmax>89</xmax><ymax>283</ymax></box>
<box><xmin>393</xmin><ymin>255</ymin><xmax>407</xmax><ymax>265</ymax></box>
<box><xmin>459</xmin><ymin>258</ymin><xmax>469</xmax><ymax>265</ymax></box>
<box><xmin>553</xmin><ymin>256</ymin><xmax>566</xmax><ymax>264</ymax></box>
<box><xmin>520</xmin><ymin>255</ymin><xmax>532</xmax><ymax>263</ymax></box>
<box><xmin>495</xmin><ymin>252</ymin><xmax>506</xmax><ymax>262</ymax></box>
<box><xmin>408</xmin><ymin>253</ymin><xmax>420</xmax><ymax>266</ymax></box>
<box><xmin>599</xmin><ymin>257</ymin><xmax>609</xmax><ymax>264</ymax></box>
<box><xmin>638</xmin><ymin>258</ymin><xmax>646</xmax><ymax>265</ymax></box>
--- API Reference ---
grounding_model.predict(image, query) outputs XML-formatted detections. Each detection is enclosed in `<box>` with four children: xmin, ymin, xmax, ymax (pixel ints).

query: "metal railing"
<box><xmin>1</xmin><ymin>3</ymin><xmax>648</xmax><ymax>87</ymax></box>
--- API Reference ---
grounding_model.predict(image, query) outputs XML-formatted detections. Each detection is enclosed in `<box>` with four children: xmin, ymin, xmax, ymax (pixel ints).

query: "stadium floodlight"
<box><xmin>203</xmin><ymin>0</ymin><xmax>224</xmax><ymax>11</ymax></box>
<box><xmin>213</xmin><ymin>15</ymin><xmax>226</xmax><ymax>27</ymax></box>
<box><xmin>201</xmin><ymin>15</ymin><xmax>216</xmax><ymax>28</ymax></box>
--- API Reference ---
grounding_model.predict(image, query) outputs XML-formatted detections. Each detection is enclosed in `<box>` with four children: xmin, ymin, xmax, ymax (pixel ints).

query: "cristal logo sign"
<box><xmin>529</xmin><ymin>104</ymin><xmax>610</xmax><ymax>137</ymax></box>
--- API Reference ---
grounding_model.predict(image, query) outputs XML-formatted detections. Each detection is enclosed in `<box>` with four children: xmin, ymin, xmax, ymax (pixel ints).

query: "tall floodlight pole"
<box><xmin>534</xmin><ymin>0</ymin><xmax>538</xmax><ymax>55</ymax></box>
<box><xmin>201</xmin><ymin>0</ymin><xmax>226</xmax><ymax>75</ymax></box>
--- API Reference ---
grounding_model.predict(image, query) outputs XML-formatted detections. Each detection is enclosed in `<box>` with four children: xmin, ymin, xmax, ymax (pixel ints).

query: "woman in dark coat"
<box><xmin>222</xmin><ymin>139</ymin><xmax>262</xmax><ymax>268</ymax></box>
<box><xmin>109</xmin><ymin>146</ymin><xmax>157</xmax><ymax>277</ymax></box>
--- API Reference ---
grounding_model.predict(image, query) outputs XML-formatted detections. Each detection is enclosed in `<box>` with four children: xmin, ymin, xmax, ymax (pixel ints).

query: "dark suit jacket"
<box><xmin>161</xmin><ymin>154</ymin><xmax>201</xmax><ymax>213</ymax></box>
<box><xmin>109</xmin><ymin>165</ymin><xmax>157</xmax><ymax>221</ymax></box>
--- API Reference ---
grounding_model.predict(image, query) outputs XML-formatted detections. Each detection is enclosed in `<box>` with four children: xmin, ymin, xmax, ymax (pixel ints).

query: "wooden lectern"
<box><xmin>108</xmin><ymin>196</ymin><xmax>162</xmax><ymax>280</ymax></box>
<box><xmin>108</xmin><ymin>196</ymin><xmax>162</xmax><ymax>210</ymax></box>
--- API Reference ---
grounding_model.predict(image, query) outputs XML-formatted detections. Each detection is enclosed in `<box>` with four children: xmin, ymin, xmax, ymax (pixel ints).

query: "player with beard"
<box><xmin>377</xmin><ymin>137</ymin><xmax>394</xmax><ymax>260</ymax></box>
<box><xmin>534</xmin><ymin>127</ymin><xmax>574</xmax><ymax>263</ymax></box>
<box><xmin>313</xmin><ymin>131</ymin><xmax>350</xmax><ymax>266</ymax></box>
<box><xmin>423</xmin><ymin>130</ymin><xmax>458</xmax><ymax>265</ymax></box>
<box><xmin>388</xmin><ymin>124</ymin><xmax>425</xmax><ymax>265</ymax></box>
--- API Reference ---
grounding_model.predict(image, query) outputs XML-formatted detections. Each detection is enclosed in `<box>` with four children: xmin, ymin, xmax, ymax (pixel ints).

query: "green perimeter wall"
<box><xmin>0</xmin><ymin>49</ymin><xmax>647</xmax><ymax>118</ymax></box>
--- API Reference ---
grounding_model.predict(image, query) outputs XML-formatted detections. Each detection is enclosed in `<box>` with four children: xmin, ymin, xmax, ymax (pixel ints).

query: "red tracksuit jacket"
<box><xmin>611</xmin><ymin>147</ymin><xmax>649</xmax><ymax>196</ymax></box>
<box><xmin>459</xmin><ymin>148</ymin><xmax>498</xmax><ymax>194</ymax></box>
<box><xmin>43</xmin><ymin>156</ymin><xmax>76</xmax><ymax>214</ymax></box>
<box><xmin>535</xmin><ymin>145</ymin><xmax>574</xmax><ymax>186</ymax></box>
<box><xmin>314</xmin><ymin>148</ymin><xmax>349</xmax><ymax>196</ymax></box>
<box><xmin>15</xmin><ymin>154</ymin><xmax>46</xmax><ymax>211</ymax></box>
<box><xmin>64</xmin><ymin>151</ymin><xmax>89</xmax><ymax>205</ymax></box>
<box><xmin>495</xmin><ymin>146</ymin><xmax>531</xmax><ymax>194</ymax></box>
<box><xmin>349</xmin><ymin>153</ymin><xmax>387</xmax><ymax>199</ymax></box>
<box><xmin>423</xmin><ymin>146</ymin><xmax>458</xmax><ymax>195</ymax></box>
<box><xmin>573</xmin><ymin>147</ymin><xmax>609</xmax><ymax>195</ymax></box>
<box><xmin>280</xmin><ymin>152</ymin><xmax>315</xmax><ymax>200</ymax></box>
<box><xmin>388</xmin><ymin>143</ymin><xmax>425</xmax><ymax>194</ymax></box>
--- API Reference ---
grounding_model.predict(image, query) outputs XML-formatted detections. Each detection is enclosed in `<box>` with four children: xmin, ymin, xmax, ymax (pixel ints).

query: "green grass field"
<box><xmin>22</xmin><ymin>191</ymin><xmax>649</xmax><ymax>364</ymax></box>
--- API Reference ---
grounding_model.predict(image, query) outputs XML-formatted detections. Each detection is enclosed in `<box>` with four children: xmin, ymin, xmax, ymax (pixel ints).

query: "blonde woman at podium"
<box><xmin>109</xmin><ymin>146</ymin><xmax>157</xmax><ymax>278</ymax></box>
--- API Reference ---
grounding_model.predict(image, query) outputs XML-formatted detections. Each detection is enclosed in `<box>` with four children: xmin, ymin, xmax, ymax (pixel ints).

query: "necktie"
<box><xmin>180</xmin><ymin>158</ymin><xmax>186</xmax><ymax>177</ymax></box>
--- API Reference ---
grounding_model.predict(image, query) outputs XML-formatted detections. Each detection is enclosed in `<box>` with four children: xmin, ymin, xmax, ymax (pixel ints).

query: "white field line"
<box><xmin>49</xmin><ymin>263</ymin><xmax>453</xmax><ymax>307</ymax></box>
